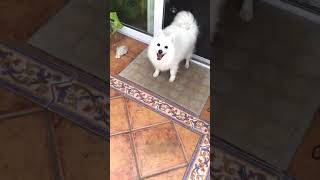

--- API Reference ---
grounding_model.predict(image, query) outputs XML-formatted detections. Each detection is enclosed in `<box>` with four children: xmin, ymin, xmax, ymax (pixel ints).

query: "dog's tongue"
<box><xmin>157</xmin><ymin>53</ymin><xmax>164</xmax><ymax>60</ymax></box>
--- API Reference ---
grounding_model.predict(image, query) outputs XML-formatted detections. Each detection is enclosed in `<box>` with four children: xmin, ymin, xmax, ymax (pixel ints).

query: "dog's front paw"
<box><xmin>185</xmin><ymin>63</ymin><xmax>189</xmax><ymax>69</ymax></box>
<box><xmin>153</xmin><ymin>70</ymin><xmax>160</xmax><ymax>78</ymax></box>
<box><xmin>169</xmin><ymin>76</ymin><xmax>176</xmax><ymax>82</ymax></box>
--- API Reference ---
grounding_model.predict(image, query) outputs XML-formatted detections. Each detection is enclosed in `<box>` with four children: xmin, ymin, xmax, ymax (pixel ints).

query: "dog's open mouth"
<box><xmin>157</xmin><ymin>53</ymin><xmax>165</xmax><ymax>60</ymax></box>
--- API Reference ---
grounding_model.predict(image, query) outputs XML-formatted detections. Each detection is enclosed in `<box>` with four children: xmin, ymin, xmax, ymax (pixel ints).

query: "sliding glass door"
<box><xmin>110</xmin><ymin>0</ymin><xmax>160</xmax><ymax>35</ymax></box>
<box><xmin>163</xmin><ymin>0</ymin><xmax>211</xmax><ymax>60</ymax></box>
<box><xmin>111</xmin><ymin>0</ymin><xmax>211</xmax><ymax>63</ymax></box>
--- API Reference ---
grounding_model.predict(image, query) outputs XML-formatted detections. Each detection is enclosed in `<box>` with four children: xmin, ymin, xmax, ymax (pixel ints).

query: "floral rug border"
<box><xmin>110</xmin><ymin>75</ymin><xmax>210</xmax><ymax>180</ymax></box>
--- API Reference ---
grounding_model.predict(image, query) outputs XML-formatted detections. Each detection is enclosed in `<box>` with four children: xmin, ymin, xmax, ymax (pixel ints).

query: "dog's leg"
<box><xmin>240</xmin><ymin>0</ymin><xmax>253</xmax><ymax>22</ymax></box>
<box><xmin>185</xmin><ymin>47</ymin><xmax>194</xmax><ymax>69</ymax></box>
<box><xmin>153</xmin><ymin>69</ymin><xmax>160</xmax><ymax>78</ymax></box>
<box><xmin>169</xmin><ymin>66</ymin><xmax>178</xmax><ymax>82</ymax></box>
<box><xmin>185</xmin><ymin>53</ymin><xmax>192</xmax><ymax>69</ymax></box>
<box><xmin>185</xmin><ymin>58</ymin><xmax>190</xmax><ymax>69</ymax></box>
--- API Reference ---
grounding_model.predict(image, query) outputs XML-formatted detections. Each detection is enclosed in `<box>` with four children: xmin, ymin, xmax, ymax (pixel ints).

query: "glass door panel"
<box><xmin>111</xmin><ymin>0</ymin><xmax>155</xmax><ymax>35</ymax></box>
<box><xmin>163</xmin><ymin>0</ymin><xmax>211</xmax><ymax>60</ymax></box>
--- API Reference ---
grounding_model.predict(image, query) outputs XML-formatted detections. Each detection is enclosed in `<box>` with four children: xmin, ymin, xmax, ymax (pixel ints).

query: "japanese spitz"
<box><xmin>148</xmin><ymin>11</ymin><xmax>199</xmax><ymax>82</ymax></box>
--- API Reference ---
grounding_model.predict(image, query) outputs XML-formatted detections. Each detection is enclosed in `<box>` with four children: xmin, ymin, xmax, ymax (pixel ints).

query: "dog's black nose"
<box><xmin>158</xmin><ymin>50</ymin><xmax>163</xmax><ymax>54</ymax></box>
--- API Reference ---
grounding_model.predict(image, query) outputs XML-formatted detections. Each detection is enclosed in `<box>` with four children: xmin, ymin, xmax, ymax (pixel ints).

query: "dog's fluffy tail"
<box><xmin>173</xmin><ymin>11</ymin><xmax>198</xmax><ymax>33</ymax></box>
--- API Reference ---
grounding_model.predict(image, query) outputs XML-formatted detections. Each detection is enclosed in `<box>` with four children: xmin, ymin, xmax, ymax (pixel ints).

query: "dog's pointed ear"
<box><xmin>154</xmin><ymin>30</ymin><xmax>164</xmax><ymax>37</ymax></box>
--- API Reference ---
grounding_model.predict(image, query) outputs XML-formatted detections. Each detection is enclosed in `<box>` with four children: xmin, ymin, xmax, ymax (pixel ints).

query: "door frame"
<box><xmin>117</xmin><ymin>0</ymin><xmax>210</xmax><ymax>69</ymax></box>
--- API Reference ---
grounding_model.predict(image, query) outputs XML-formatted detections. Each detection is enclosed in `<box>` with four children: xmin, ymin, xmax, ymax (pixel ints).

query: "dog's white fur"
<box><xmin>148</xmin><ymin>11</ymin><xmax>199</xmax><ymax>82</ymax></box>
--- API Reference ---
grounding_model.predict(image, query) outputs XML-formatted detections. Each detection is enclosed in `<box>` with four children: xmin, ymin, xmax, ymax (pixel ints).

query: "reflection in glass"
<box><xmin>111</xmin><ymin>0</ymin><xmax>155</xmax><ymax>34</ymax></box>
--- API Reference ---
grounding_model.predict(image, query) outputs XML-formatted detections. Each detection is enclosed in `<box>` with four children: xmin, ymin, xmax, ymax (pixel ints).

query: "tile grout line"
<box><xmin>129</xmin><ymin>133</ymin><xmax>141</xmax><ymax>179</ymax></box>
<box><xmin>0</xmin><ymin>108</ymin><xmax>45</xmax><ymax>121</ymax></box>
<box><xmin>45</xmin><ymin>112</ymin><xmax>65</xmax><ymax>180</ymax></box>
<box><xmin>110</xmin><ymin>96</ymin><xmax>129</xmax><ymax>137</ymax></box>
<box><xmin>140</xmin><ymin>163</ymin><xmax>188</xmax><ymax>180</ymax></box>
<box><xmin>172</xmin><ymin>122</ymin><xmax>189</xmax><ymax>163</ymax></box>
<box><xmin>110</xmin><ymin>130</ymin><xmax>131</xmax><ymax>137</ymax></box>
<box><xmin>110</xmin><ymin>119</ymin><xmax>170</xmax><ymax>137</ymax></box>
<box><xmin>110</xmin><ymin>95</ymin><xmax>123</xmax><ymax>100</ymax></box>
<box><xmin>131</xmin><ymin>121</ymin><xmax>171</xmax><ymax>133</ymax></box>
<box><xmin>121</xmin><ymin>94</ymin><xmax>204</xmax><ymax>135</ymax></box>
<box><xmin>124</xmin><ymin>98</ymin><xmax>142</xmax><ymax>179</ymax></box>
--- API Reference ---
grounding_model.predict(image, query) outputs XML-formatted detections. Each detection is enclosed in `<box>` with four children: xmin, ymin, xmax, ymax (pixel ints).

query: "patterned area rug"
<box><xmin>0</xmin><ymin>43</ymin><xmax>107</xmax><ymax>137</ymax></box>
<box><xmin>119</xmin><ymin>49</ymin><xmax>210</xmax><ymax>116</ymax></box>
<box><xmin>110</xmin><ymin>75</ymin><xmax>210</xmax><ymax>179</ymax></box>
<box><xmin>211</xmin><ymin>136</ymin><xmax>293</xmax><ymax>180</ymax></box>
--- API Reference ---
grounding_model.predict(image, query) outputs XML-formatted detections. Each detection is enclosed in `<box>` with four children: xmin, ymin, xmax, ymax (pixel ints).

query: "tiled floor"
<box><xmin>0</xmin><ymin>87</ymin><xmax>107</xmax><ymax>179</ymax></box>
<box><xmin>110</xmin><ymin>95</ymin><xmax>200</xmax><ymax>179</ymax></box>
<box><xmin>110</xmin><ymin>33</ymin><xmax>208</xmax><ymax>179</ymax></box>
<box><xmin>109</xmin><ymin>33</ymin><xmax>210</xmax><ymax>122</ymax></box>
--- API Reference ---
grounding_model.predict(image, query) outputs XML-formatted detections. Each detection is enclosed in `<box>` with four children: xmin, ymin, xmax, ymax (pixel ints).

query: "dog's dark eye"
<box><xmin>164</xmin><ymin>46</ymin><xmax>168</xmax><ymax>49</ymax></box>
<box><xmin>157</xmin><ymin>43</ymin><xmax>160</xmax><ymax>46</ymax></box>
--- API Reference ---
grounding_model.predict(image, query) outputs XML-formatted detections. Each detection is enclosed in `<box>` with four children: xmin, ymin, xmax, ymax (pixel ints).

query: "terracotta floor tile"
<box><xmin>110</xmin><ymin>97</ymin><xmax>129</xmax><ymax>134</ymax></box>
<box><xmin>110</xmin><ymin>33</ymin><xmax>124</xmax><ymax>46</ymax></box>
<box><xmin>0</xmin><ymin>88</ymin><xmax>40</xmax><ymax>115</ymax></box>
<box><xmin>200</xmin><ymin>96</ymin><xmax>210</xmax><ymax>122</ymax></box>
<box><xmin>0</xmin><ymin>112</ymin><xmax>53</xmax><ymax>180</ymax></box>
<box><xmin>110</xmin><ymin>50</ymin><xmax>134</xmax><ymax>75</ymax></box>
<box><xmin>174</xmin><ymin>123</ymin><xmax>200</xmax><ymax>161</ymax></box>
<box><xmin>289</xmin><ymin>110</ymin><xmax>320</xmax><ymax>180</ymax></box>
<box><xmin>110</xmin><ymin>33</ymin><xmax>147</xmax><ymax>75</ymax></box>
<box><xmin>133</xmin><ymin>123</ymin><xmax>186</xmax><ymax>177</ymax></box>
<box><xmin>145</xmin><ymin>167</ymin><xmax>187</xmax><ymax>180</ymax></box>
<box><xmin>127</xmin><ymin>99</ymin><xmax>169</xmax><ymax>129</ymax></box>
<box><xmin>110</xmin><ymin>134</ymin><xmax>138</xmax><ymax>180</ymax></box>
<box><xmin>111</xmin><ymin>33</ymin><xmax>147</xmax><ymax>56</ymax></box>
<box><xmin>53</xmin><ymin>115</ymin><xmax>107</xmax><ymax>180</ymax></box>
<box><xmin>110</xmin><ymin>88</ymin><xmax>121</xmax><ymax>98</ymax></box>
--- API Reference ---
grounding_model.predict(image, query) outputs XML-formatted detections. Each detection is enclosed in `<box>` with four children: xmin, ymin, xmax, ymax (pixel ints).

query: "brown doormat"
<box><xmin>289</xmin><ymin>108</ymin><xmax>320</xmax><ymax>180</ymax></box>
<box><xmin>119</xmin><ymin>49</ymin><xmax>210</xmax><ymax>116</ymax></box>
<box><xmin>0</xmin><ymin>0</ymin><xmax>68</xmax><ymax>41</ymax></box>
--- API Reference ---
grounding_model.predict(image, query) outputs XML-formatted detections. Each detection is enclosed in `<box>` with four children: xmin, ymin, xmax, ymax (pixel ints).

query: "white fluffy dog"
<box><xmin>147</xmin><ymin>11</ymin><xmax>199</xmax><ymax>82</ymax></box>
